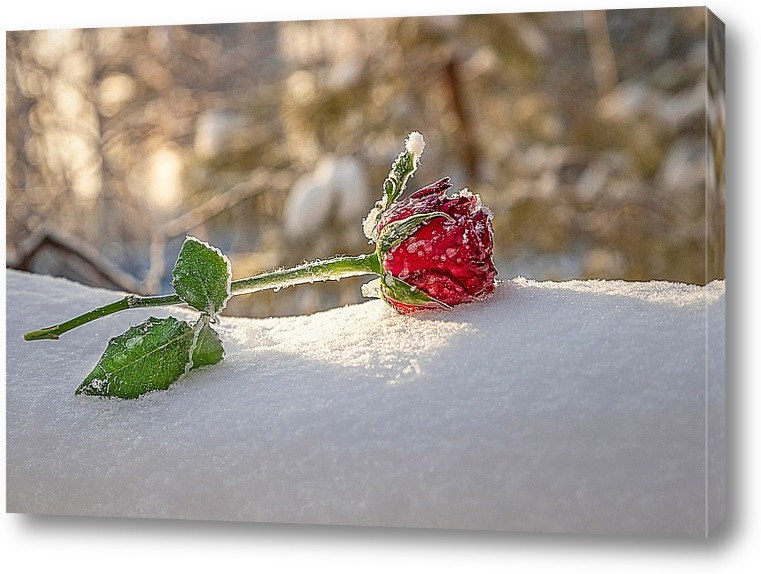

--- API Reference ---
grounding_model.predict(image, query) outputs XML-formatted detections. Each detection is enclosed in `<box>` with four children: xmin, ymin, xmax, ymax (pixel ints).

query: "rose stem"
<box><xmin>23</xmin><ymin>253</ymin><xmax>380</xmax><ymax>341</ymax></box>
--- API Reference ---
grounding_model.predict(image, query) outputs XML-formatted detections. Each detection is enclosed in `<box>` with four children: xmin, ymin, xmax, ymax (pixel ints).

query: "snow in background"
<box><xmin>284</xmin><ymin>155</ymin><xmax>371</xmax><ymax>241</ymax></box>
<box><xmin>6</xmin><ymin>269</ymin><xmax>724</xmax><ymax>535</ymax></box>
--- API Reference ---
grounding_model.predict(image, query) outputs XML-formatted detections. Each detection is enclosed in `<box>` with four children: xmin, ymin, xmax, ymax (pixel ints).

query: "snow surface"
<box><xmin>5</xmin><ymin>269</ymin><xmax>725</xmax><ymax>536</ymax></box>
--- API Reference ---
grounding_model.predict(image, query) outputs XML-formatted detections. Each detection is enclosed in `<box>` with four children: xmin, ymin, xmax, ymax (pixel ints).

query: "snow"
<box><xmin>5</xmin><ymin>269</ymin><xmax>724</xmax><ymax>536</ymax></box>
<box><xmin>362</xmin><ymin>206</ymin><xmax>381</xmax><ymax>241</ymax></box>
<box><xmin>284</xmin><ymin>155</ymin><xmax>371</xmax><ymax>240</ymax></box>
<box><xmin>405</xmin><ymin>131</ymin><xmax>426</xmax><ymax>158</ymax></box>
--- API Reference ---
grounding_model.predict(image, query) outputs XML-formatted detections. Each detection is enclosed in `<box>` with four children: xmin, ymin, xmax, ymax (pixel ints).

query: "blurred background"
<box><xmin>6</xmin><ymin>7</ymin><xmax>725</xmax><ymax>318</ymax></box>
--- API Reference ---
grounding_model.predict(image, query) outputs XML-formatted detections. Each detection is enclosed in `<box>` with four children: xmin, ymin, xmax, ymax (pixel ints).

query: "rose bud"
<box><xmin>369</xmin><ymin>176</ymin><xmax>498</xmax><ymax>313</ymax></box>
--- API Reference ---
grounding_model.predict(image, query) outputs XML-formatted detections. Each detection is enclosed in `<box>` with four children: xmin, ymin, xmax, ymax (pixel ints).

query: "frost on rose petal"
<box><xmin>374</xmin><ymin>178</ymin><xmax>498</xmax><ymax>313</ymax></box>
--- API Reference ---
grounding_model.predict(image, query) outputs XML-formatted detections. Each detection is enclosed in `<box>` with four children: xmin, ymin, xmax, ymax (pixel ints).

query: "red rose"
<box><xmin>375</xmin><ymin>177</ymin><xmax>498</xmax><ymax>313</ymax></box>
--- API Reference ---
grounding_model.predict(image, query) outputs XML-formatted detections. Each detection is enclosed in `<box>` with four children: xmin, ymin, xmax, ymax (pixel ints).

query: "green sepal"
<box><xmin>379</xmin><ymin>274</ymin><xmax>450</xmax><ymax>310</ymax></box>
<box><xmin>377</xmin><ymin>211</ymin><xmax>453</xmax><ymax>254</ymax></box>
<box><xmin>382</xmin><ymin>180</ymin><xmax>395</xmax><ymax>201</ymax></box>
<box><xmin>364</xmin><ymin>133</ymin><xmax>426</xmax><ymax>242</ymax></box>
<box><xmin>382</xmin><ymin>148</ymin><xmax>418</xmax><ymax>209</ymax></box>
<box><xmin>75</xmin><ymin>316</ymin><xmax>224</xmax><ymax>399</ymax></box>
<box><xmin>171</xmin><ymin>236</ymin><xmax>232</xmax><ymax>317</ymax></box>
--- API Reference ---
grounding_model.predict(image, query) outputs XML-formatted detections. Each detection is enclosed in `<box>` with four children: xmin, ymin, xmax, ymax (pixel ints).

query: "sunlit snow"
<box><xmin>5</xmin><ymin>270</ymin><xmax>724</xmax><ymax>535</ymax></box>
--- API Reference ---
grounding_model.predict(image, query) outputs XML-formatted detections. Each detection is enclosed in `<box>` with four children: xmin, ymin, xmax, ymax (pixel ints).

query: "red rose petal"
<box><xmin>378</xmin><ymin>180</ymin><xmax>497</xmax><ymax>312</ymax></box>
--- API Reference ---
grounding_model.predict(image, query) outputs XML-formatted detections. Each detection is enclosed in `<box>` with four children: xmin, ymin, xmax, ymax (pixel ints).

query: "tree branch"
<box><xmin>584</xmin><ymin>10</ymin><xmax>619</xmax><ymax>98</ymax></box>
<box><xmin>142</xmin><ymin>169</ymin><xmax>290</xmax><ymax>293</ymax></box>
<box><xmin>9</xmin><ymin>227</ymin><xmax>145</xmax><ymax>294</ymax></box>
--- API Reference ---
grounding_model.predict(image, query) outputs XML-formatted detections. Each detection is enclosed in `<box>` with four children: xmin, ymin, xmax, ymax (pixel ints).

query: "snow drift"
<box><xmin>5</xmin><ymin>269</ymin><xmax>725</xmax><ymax>536</ymax></box>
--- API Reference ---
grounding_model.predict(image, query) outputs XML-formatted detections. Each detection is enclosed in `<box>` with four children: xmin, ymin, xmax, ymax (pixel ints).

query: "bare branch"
<box><xmin>141</xmin><ymin>169</ymin><xmax>292</xmax><ymax>293</ymax></box>
<box><xmin>9</xmin><ymin>227</ymin><xmax>145</xmax><ymax>294</ymax></box>
<box><xmin>585</xmin><ymin>10</ymin><xmax>619</xmax><ymax>98</ymax></box>
<box><xmin>444</xmin><ymin>57</ymin><xmax>480</xmax><ymax>181</ymax></box>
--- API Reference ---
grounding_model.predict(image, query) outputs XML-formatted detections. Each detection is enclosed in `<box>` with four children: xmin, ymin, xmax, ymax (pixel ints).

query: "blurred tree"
<box><xmin>6</xmin><ymin>8</ymin><xmax>723</xmax><ymax>317</ymax></box>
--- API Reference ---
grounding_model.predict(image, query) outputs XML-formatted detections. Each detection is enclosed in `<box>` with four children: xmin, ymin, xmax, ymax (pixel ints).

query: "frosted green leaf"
<box><xmin>377</xmin><ymin>211</ymin><xmax>453</xmax><ymax>254</ymax></box>
<box><xmin>380</xmin><ymin>274</ymin><xmax>450</xmax><ymax>310</ymax></box>
<box><xmin>75</xmin><ymin>316</ymin><xmax>223</xmax><ymax>399</ymax></box>
<box><xmin>382</xmin><ymin>149</ymin><xmax>416</xmax><ymax>209</ymax></box>
<box><xmin>192</xmin><ymin>321</ymin><xmax>225</xmax><ymax>367</ymax></box>
<box><xmin>172</xmin><ymin>236</ymin><xmax>232</xmax><ymax>317</ymax></box>
<box><xmin>380</xmin><ymin>133</ymin><xmax>425</xmax><ymax>210</ymax></box>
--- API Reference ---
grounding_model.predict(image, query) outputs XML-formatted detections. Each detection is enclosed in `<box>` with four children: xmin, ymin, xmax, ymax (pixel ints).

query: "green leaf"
<box><xmin>76</xmin><ymin>316</ymin><xmax>224</xmax><ymax>399</ymax></box>
<box><xmin>379</xmin><ymin>274</ymin><xmax>450</xmax><ymax>310</ymax></box>
<box><xmin>171</xmin><ymin>236</ymin><xmax>231</xmax><ymax>317</ymax></box>
<box><xmin>377</xmin><ymin>211</ymin><xmax>453</xmax><ymax>254</ymax></box>
<box><xmin>192</xmin><ymin>321</ymin><xmax>225</xmax><ymax>367</ymax></box>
